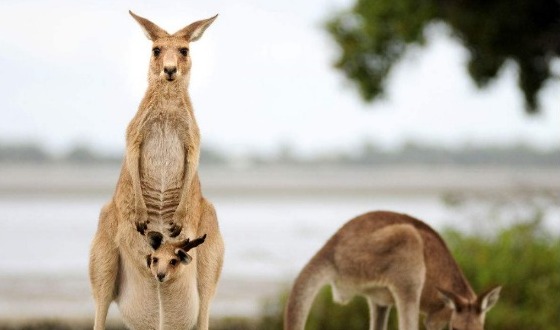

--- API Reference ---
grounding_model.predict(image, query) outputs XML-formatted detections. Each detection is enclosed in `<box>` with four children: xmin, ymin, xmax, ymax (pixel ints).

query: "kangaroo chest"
<box><xmin>140</xmin><ymin>119</ymin><xmax>185</xmax><ymax>224</ymax></box>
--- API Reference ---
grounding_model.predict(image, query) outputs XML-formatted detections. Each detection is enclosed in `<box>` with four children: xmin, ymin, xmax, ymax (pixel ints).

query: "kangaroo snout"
<box><xmin>157</xmin><ymin>273</ymin><xmax>166</xmax><ymax>282</ymax></box>
<box><xmin>164</xmin><ymin>66</ymin><xmax>177</xmax><ymax>80</ymax></box>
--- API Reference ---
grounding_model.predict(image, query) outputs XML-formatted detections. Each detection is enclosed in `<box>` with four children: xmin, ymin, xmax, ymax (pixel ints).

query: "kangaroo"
<box><xmin>284</xmin><ymin>211</ymin><xmax>501</xmax><ymax>330</ymax></box>
<box><xmin>142</xmin><ymin>231</ymin><xmax>207</xmax><ymax>283</ymax></box>
<box><xmin>89</xmin><ymin>11</ymin><xmax>224</xmax><ymax>330</ymax></box>
<box><xmin>140</xmin><ymin>231</ymin><xmax>207</xmax><ymax>329</ymax></box>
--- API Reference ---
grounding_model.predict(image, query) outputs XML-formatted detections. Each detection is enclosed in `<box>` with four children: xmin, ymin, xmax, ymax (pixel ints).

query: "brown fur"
<box><xmin>144</xmin><ymin>232</ymin><xmax>207</xmax><ymax>283</ymax></box>
<box><xmin>89</xmin><ymin>11</ymin><xmax>224</xmax><ymax>330</ymax></box>
<box><xmin>284</xmin><ymin>211</ymin><xmax>501</xmax><ymax>330</ymax></box>
<box><xmin>140</xmin><ymin>232</ymin><xmax>207</xmax><ymax>329</ymax></box>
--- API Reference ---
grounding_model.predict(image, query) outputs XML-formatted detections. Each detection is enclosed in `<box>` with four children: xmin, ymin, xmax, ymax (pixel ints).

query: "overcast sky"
<box><xmin>0</xmin><ymin>0</ymin><xmax>558</xmax><ymax>157</ymax></box>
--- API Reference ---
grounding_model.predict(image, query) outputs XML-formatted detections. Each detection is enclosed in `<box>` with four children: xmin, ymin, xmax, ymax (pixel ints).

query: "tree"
<box><xmin>326</xmin><ymin>0</ymin><xmax>560</xmax><ymax>113</ymax></box>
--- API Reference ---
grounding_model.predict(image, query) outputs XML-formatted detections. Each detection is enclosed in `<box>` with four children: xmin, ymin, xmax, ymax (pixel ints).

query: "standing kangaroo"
<box><xmin>89</xmin><ymin>11</ymin><xmax>224</xmax><ymax>330</ymax></box>
<box><xmin>284</xmin><ymin>211</ymin><xmax>501</xmax><ymax>330</ymax></box>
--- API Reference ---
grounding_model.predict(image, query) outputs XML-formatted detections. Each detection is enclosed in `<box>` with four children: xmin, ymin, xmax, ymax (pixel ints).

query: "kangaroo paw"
<box><xmin>136</xmin><ymin>221</ymin><xmax>149</xmax><ymax>235</ymax></box>
<box><xmin>168</xmin><ymin>223</ymin><xmax>183</xmax><ymax>238</ymax></box>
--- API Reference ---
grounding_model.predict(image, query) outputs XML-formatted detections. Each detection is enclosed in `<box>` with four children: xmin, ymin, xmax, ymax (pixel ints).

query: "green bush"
<box><xmin>444</xmin><ymin>217</ymin><xmax>560</xmax><ymax>330</ymax></box>
<box><xmin>257</xmin><ymin>214</ymin><xmax>560</xmax><ymax>329</ymax></box>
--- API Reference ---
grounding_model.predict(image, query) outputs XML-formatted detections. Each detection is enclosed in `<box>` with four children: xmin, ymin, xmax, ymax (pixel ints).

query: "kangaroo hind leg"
<box><xmin>366</xmin><ymin>298</ymin><xmax>391</xmax><ymax>330</ymax></box>
<box><xmin>89</xmin><ymin>203</ymin><xmax>120</xmax><ymax>330</ymax></box>
<box><xmin>196</xmin><ymin>201</ymin><xmax>225</xmax><ymax>330</ymax></box>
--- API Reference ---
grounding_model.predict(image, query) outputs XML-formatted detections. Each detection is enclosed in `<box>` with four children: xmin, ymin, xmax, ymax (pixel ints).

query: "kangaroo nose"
<box><xmin>164</xmin><ymin>67</ymin><xmax>177</xmax><ymax>75</ymax></box>
<box><xmin>157</xmin><ymin>273</ymin><xmax>165</xmax><ymax>282</ymax></box>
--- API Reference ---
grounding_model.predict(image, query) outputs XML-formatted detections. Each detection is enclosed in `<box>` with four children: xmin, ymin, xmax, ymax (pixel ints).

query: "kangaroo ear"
<box><xmin>147</xmin><ymin>231</ymin><xmax>163</xmax><ymax>250</ymax></box>
<box><xmin>437</xmin><ymin>287</ymin><xmax>462</xmax><ymax>311</ymax></box>
<box><xmin>129</xmin><ymin>10</ymin><xmax>169</xmax><ymax>40</ymax></box>
<box><xmin>175</xmin><ymin>248</ymin><xmax>193</xmax><ymax>264</ymax></box>
<box><xmin>179</xmin><ymin>233</ymin><xmax>207</xmax><ymax>252</ymax></box>
<box><xmin>146</xmin><ymin>255</ymin><xmax>152</xmax><ymax>268</ymax></box>
<box><xmin>173</xmin><ymin>15</ymin><xmax>218</xmax><ymax>42</ymax></box>
<box><xmin>478</xmin><ymin>286</ymin><xmax>501</xmax><ymax>312</ymax></box>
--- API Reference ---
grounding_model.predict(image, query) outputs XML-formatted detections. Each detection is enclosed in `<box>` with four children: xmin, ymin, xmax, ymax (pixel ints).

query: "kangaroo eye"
<box><xmin>179</xmin><ymin>48</ymin><xmax>189</xmax><ymax>56</ymax></box>
<box><xmin>170</xmin><ymin>259</ymin><xmax>178</xmax><ymax>266</ymax></box>
<box><xmin>152</xmin><ymin>47</ymin><xmax>161</xmax><ymax>57</ymax></box>
<box><xmin>152</xmin><ymin>257</ymin><xmax>158</xmax><ymax>264</ymax></box>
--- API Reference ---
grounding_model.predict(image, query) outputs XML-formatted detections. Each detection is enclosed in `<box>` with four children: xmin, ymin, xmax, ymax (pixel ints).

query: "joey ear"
<box><xmin>478</xmin><ymin>286</ymin><xmax>501</xmax><ymax>312</ymax></box>
<box><xmin>178</xmin><ymin>233</ymin><xmax>207</xmax><ymax>252</ymax></box>
<box><xmin>146</xmin><ymin>255</ymin><xmax>152</xmax><ymax>268</ymax></box>
<box><xmin>173</xmin><ymin>15</ymin><xmax>218</xmax><ymax>42</ymax></box>
<box><xmin>147</xmin><ymin>231</ymin><xmax>163</xmax><ymax>250</ymax></box>
<box><xmin>437</xmin><ymin>287</ymin><xmax>461</xmax><ymax>311</ymax></box>
<box><xmin>175</xmin><ymin>248</ymin><xmax>193</xmax><ymax>264</ymax></box>
<box><xmin>129</xmin><ymin>10</ymin><xmax>169</xmax><ymax>40</ymax></box>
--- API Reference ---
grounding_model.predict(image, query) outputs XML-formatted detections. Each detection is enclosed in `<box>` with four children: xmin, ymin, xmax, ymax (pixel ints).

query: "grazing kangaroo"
<box><xmin>284</xmin><ymin>211</ymin><xmax>501</xmax><ymax>330</ymax></box>
<box><xmin>140</xmin><ymin>231</ymin><xmax>208</xmax><ymax>329</ymax></box>
<box><xmin>89</xmin><ymin>11</ymin><xmax>224</xmax><ymax>330</ymax></box>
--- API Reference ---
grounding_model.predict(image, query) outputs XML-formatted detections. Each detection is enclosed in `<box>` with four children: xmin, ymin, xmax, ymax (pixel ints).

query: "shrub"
<box><xmin>444</xmin><ymin>216</ymin><xmax>560</xmax><ymax>330</ymax></box>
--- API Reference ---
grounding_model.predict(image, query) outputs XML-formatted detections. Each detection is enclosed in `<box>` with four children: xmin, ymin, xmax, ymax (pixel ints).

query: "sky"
<box><xmin>0</xmin><ymin>0</ymin><xmax>558</xmax><ymax>157</ymax></box>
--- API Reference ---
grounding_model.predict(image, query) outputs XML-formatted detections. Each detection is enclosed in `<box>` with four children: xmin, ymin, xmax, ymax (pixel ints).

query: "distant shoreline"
<box><xmin>0</xmin><ymin>163</ymin><xmax>559</xmax><ymax>197</ymax></box>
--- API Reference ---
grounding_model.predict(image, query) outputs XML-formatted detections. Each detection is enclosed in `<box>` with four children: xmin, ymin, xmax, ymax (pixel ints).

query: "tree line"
<box><xmin>0</xmin><ymin>141</ymin><xmax>558</xmax><ymax>167</ymax></box>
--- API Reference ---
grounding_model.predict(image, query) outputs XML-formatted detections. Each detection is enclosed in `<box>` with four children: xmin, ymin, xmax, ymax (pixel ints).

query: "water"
<box><xmin>0</xmin><ymin>165</ymin><xmax>558</xmax><ymax>321</ymax></box>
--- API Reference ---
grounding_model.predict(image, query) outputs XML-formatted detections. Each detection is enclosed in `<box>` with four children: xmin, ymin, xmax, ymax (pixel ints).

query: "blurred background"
<box><xmin>0</xmin><ymin>0</ymin><xmax>558</xmax><ymax>329</ymax></box>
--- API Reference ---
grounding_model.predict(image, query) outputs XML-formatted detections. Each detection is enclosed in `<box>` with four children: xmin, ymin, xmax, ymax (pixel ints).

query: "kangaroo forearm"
<box><xmin>176</xmin><ymin>146</ymin><xmax>200</xmax><ymax>214</ymax></box>
<box><xmin>126</xmin><ymin>145</ymin><xmax>146</xmax><ymax>211</ymax></box>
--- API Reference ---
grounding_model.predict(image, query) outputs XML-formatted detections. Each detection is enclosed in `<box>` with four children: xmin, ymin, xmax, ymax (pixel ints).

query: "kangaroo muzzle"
<box><xmin>163</xmin><ymin>66</ymin><xmax>177</xmax><ymax>81</ymax></box>
<box><xmin>162</xmin><ymin>52</ymin><xmax>178</xmax><ymax>81</ymax></box>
